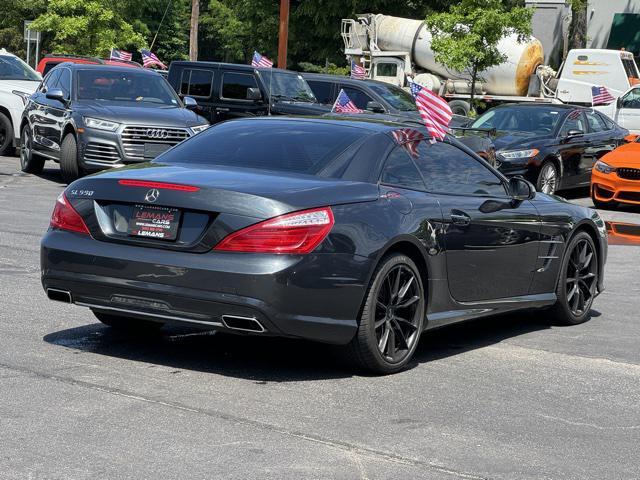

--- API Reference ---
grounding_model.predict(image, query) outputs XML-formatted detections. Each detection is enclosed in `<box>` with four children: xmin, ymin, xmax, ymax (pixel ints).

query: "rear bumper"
<box><xmin>591</xmin><ymin>171</ymin><xmax>640</xmax><ymax>205</ymax></box>
<box><xmin>41</xmin><ymin>229</ymin><xmax>373</xmax><ymax>344</ymax></box>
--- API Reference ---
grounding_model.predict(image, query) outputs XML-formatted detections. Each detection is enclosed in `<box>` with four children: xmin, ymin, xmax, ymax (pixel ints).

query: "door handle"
<box><xmin>450</xmin><ymin>213</ymin><xmax>471</xmax><ymax>226</ymax></box>
<box><xmin>215</xmin><ymin>107</ymin><xmax>230</xmax><ymax>112</ymax></box>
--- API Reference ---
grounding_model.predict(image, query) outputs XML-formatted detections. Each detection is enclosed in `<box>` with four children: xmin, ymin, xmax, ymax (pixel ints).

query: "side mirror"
<box><xmin>566</xmin><ymin>129</ymin><xmax>584</xmax><ymax>139</ymax></box>
<box><xmin>617</xmin><ymin>96</ymin><xmax>623</xmax><ymax>109</ymax></box>
<box><xmin>183</xmin><ymin>96</ymin><xmax>198</xmax><ymax>110</ymax></box>
<box><xmin>246</xmin><ymin>87</ymin><xmax>262</xmax><ymax>101</ymax></box>
<box><xmin>624</xmin><ymin>133</ymin><xmax>639</xmax><ymax>143</ymax></box>
<box><xmin>366</xmin><ymin>101</ymin><xmax>385</xmax><ymax>113</ymax></box>
<box><xmin>45</xmin><ymin>89</ymin><xmax>66</xmax><ymax>104</ymax></box>
<box><xmin>509</xmin><ymin>176</ymin><xmax>536</xmax><ymax>201</ymax></box>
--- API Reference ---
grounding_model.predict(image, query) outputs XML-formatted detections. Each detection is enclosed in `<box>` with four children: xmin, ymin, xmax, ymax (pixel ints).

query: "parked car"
<box><xmin>591</xmin><ymin>135</ymin><xmax>640</xmax><ymax>208</ymax></box>
<box><xmin>20</xmin><ymin>64</ymin><xmax>208</xmax><ymax>182</ymax></box>
<box><xmin>303</xmin><ymin>73</ymin><xmax>469</xmax><ymax>126</ymax></box>
<box><xmin>469</xmin><ymin>103</ymin><xmax>628</xmax><ymax>194</ymax></box>
<box><xmin>36</xmin><ymin>54</ymin><xmax>142</xmax><ymax>76</ymax></box>
<box><xmin>166</xmin><ymin>61</ymin><xmax>331</xmax><ymax>124</ymax></box>
<box><xmin>0</xmin><ymin>48</ymin><xmax>41</xmax><ymax>155</ymax></box>
<box><xmin>41</xmin><ymin>116</ymin><xmax>607</xmax><ymax>374</ymax></box>
<box><xmin>594</xmin><ymin>85</ymin><xmax>640</xmax><ymax>134</ymax></box>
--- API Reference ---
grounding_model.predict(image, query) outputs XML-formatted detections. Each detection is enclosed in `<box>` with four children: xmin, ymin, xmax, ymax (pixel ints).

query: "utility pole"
<box><xmin>189</xmin><ymin>0</ymin><xmax>199</xmax><ymax>61</ymax></box>
<box><xmin>277</xmin><ymin>0</ymin><xmax>289</xmax><ymax>69</ymax></box>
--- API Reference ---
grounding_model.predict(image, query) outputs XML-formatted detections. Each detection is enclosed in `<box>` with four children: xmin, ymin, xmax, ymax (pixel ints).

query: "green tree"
<box><xmin>0</xmin><ymin>0</ymin><xmax>47</xmax><ymax>58</ymax></box>
<box><xmin>426</xmin><ymin>0</ymin><xmax>532</xmax><ymax>112</ymax></box>
<box><xmin>30</xmin><ymin>0</ymin><xmax>146</xmax><ymax>57</ymax></box>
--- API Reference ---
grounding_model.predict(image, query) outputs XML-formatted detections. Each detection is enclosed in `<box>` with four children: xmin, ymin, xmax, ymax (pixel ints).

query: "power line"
<box><xmin>150</xmin><ymin>0</ymin><xmax>172</xmax><ymax>51</ymax></box>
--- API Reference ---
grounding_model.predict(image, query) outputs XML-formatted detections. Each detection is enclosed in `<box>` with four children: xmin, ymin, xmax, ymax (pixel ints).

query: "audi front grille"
<box><xmin>120</xmin><ymin>126</ymin><xmax>191</xmax><ymax>161</ymax></box>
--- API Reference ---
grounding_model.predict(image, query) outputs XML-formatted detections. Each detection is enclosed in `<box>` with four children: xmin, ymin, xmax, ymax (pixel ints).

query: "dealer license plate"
<box><xmin>127</xmin><ymin>205</ymin><xmax>181</xmax><ymax>241</ymax></box>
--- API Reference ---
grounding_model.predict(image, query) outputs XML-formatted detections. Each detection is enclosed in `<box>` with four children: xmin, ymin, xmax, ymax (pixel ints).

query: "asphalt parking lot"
<box><xmin>1</xmin><ymin>155</ymin><xmax>639</xmax><ymax>480</ymax></box>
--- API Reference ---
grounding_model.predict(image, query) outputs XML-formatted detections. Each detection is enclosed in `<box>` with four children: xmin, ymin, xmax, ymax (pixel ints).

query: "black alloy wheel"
<box><xmin>349</xmin><ymin>254</ymin><xmax>425</xmax><ymax>374</ymax></box>
<box><xmin>550</xmin><ymin>231</ymin><xmax>598</xmax><ymax>325</ymax></box>
<box><xmin>537</xmin><ymin>162</ymin><xmax>558</xmax><ymax>195</ymax></box>
<box><xmin>20</xmin><ymin>125</ymin><xmax>44</xmax><ymax>174</ymax></box>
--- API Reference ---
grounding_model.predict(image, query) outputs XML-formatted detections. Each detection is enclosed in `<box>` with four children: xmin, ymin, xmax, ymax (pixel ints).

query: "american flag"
<box><xmin>110</xmin><ymin>48</ymin><xmax>132</xmax><ymax>61</ymax></box>
<box><xmin>252</xmin><ymin>51</ymin><xmax>273</xmax><ymax>68</ymax></box>
<box><xmin>391</xmin><ymin>128</ymin><xmax>424</xmax><ymax>158</ymax></box>
<box><xmin>591</xmin><ymin>85</ymin><xmax>615</xmax><ymax>106</ymax></box>
<box><xmin>350</xmin><ymin>61</ymin><xmax>366</xmax><ymax>80</ymax></box>
<box><xmin>332</xmin><ymin>89</ymin><xmax>363</xmax><ymax>114</ymax></box>
<box><xmin>140</xmin><ymin>49</ymin><xmax>166</xmax><ymax>69</ymax></box>
<box><xmin>410</xmin><ymin>81</ymin><xmax>452</xmax><ymax>141</ymax></box>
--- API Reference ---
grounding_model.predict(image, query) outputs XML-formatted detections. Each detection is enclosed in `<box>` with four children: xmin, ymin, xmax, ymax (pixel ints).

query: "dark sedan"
<box><xmin>41</xmin><ymin>117</ymin><xmax>607</xmax><ymax>374</ymax></box>
<box><xmin>469</xmin><ymin>104</ymin><xmax>628</xmax><ymax>194</ymax></box>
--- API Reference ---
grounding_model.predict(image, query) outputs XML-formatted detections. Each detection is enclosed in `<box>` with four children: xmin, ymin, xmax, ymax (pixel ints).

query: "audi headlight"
<box><xmin>12</xmin><ymin>90</ymin><xmax>31</xmax><ymax>106</ymax></box>
<box><xmin>190</xmin><ymin>124</ymin><xmax>210</xmax><ymax>134</ymax></box>
<box><xmin>594</xmin><ymin>160</ymin><xmax>616</xmax><ymax>174</ymax></box>
<box><xmin>84</xmin><ymin>117</ymin><xmax>120</xmax><ymax>132</ymax></box>
<box><xmin>499</xmin><ymin>148</ymin><xmax>540</xmax><ymax>159</ymax></box>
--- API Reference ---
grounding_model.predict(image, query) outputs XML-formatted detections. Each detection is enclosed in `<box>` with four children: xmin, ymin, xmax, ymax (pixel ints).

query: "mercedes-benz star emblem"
<box><xmin>146</xmin><ymin>129</ymin><xmax>169</xmax><ymax>139</ymax></box>
<box><xmin>144</xmin><ymin>189</ymin><xmax>160</xmax><ymax>203</ymax></box>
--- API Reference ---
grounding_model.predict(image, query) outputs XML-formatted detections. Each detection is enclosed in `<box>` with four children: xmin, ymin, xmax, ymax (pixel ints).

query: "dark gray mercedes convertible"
<box><xmin>41</xmin><ymin>117</ymin><xmax>607</xmax><ymax>374</ymax></box>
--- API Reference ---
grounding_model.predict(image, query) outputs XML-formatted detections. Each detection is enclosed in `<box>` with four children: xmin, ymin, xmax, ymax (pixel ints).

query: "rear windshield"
<box><xmin>156</xmin><ymin>120</ymin><xmax>366</xmax><ymax>175</ymax></box>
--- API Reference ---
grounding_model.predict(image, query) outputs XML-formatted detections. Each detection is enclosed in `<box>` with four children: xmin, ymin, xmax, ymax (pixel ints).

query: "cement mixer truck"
<box><xmin>342</xmin><ymin>14</ymin><xmax>640</xmax><ymax>115</ymax></box>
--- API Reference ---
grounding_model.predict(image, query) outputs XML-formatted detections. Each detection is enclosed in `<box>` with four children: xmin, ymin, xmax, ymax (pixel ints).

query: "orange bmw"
<box><xmin>591</xmin><ymin>136</ymin><xmax>640</xmax><ymax>208</ymax></box>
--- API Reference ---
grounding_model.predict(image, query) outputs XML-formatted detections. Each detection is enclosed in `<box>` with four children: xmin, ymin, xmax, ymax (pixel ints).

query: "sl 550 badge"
<box><xmin>69</xmin><ymin>189</ymin><xmax>94</xmax><ymax>197</ymax></box>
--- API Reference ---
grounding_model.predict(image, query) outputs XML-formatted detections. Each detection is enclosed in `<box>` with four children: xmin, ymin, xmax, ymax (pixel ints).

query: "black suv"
<box><xmin>20</xmin><ymin>64</ymin><xmax>208</xmax><ymax>183</ymax></box>
<box><xmin>167</xmin><ymin>61</ymin><xmax>330</xmax><ymax>124</ymax></box>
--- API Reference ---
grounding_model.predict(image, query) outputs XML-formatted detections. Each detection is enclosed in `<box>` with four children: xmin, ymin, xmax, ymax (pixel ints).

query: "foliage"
<box><xmin>296</xmin><ymin>61</ymin><xmax>349</xmax><ymax>76</ymax></box>
<box><xmin>0</xmin><ymin>0</ymin><xmax>47</xmax><ymax>57</ymax></box>
<box><xmin>29</xmin><ymin>0</ymin><xmax>146</xmax><ymax>57</ymax></box>
<box><xmin>425</xmin><ymin>0</ymin><xmax>532</xmax><ymax>112</ymax></box>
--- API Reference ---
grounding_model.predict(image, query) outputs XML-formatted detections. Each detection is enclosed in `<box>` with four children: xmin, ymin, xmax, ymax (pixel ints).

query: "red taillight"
<box><xmin>50</xmin><ymin>193</ymin><xmax>90</xmax><ymax>234</ymax></box>
<box><xmin>214</xmin><ymin>207</ymin><xmax>334</xmax><ymax>254</ymax></box>
<box><xmin>118</xmin><ymin>179</ymin><xmax>200</xmax><ymax>192</ymax></box>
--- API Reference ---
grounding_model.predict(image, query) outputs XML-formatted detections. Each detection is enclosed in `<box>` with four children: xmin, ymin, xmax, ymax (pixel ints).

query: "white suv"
<box><xmin>0</xmin><ymin>49</ymin><xmax>41</xmax><ymax>155</ymax></box>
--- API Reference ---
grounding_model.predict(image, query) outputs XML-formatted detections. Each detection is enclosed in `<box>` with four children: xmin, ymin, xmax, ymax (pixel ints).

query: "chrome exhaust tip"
<box><xmin>46</xmin><ymin>288</ymin><xmax>73</xmax><ymax>304</ymax></box>
<box><xmin>221</xmin><ymin>315</ymin><xmax>265</xmax><ymax>333</ymax></box>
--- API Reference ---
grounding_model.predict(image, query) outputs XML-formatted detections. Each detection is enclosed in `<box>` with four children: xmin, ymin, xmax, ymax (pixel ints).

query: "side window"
<box><xmin>585</xmin><ymin>111</ymin><xmax>607</xmax><ymax>133</ymax></box>
<box><xmin>380</xmin><ymin>147</ymin><xmax>425</xmax><ymax>191</ymax></box>
<box><xmin>41</xmin><ymin>70</ymin><xmax>61</xmax><ymax>93</ymax></box>
<box><xmin>221</xmin><ymin>72</ymin><xmax>258</xmax><ymax>101</ymax></box>
<box><xmin>376</xmin><ymin>63</ymin><xmax>398</xmax><ymax>77</ymax></box>
<box><xmin>414</xmin><ymin>142</ymin><xmax>507</xmax><ymax>196</ymax></box>
<box><xmin>56</xmin><ymin>68</ymin><xmax>71</xmax><ymax>99</ymax></box>
<box><xmin>559</xmin><ymin>111</ymin><xmax>586</xmax><ymax>136</ymax></box>
<box><xmin>180</xmin><ymin>69</ymin><xmax>213</xmax><ymax>98</ymax></box>
<box><xmin>307</xmin><ymin>80</ymin><xmax>334</xmax><ymax>104</ymax></box>
<box><xmin>599</xmin><ymin>112</ymin><xmax>615</xmax><ymax>130</ymax></box>
<box><xmin>620</xmin><ymin>88</ymin><xmax>640</xmax><ymax>109</ymax></box>
<box><xmin>43</xmin><ymin>61</ymin><xmax>61</xmax><ymax>76</ymax></box>
<box><xmin>341</xmin><ymin>86</ymin><xmax>373</xmax><ymax>110</ymax></box>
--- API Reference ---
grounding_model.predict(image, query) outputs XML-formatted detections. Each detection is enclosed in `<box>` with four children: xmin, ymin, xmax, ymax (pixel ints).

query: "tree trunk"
<box><xmin>569</xmin><ymin>2</ymin><xmax>587</xmax><ymax>49</ymax></box>
<box><xmin>189</xmin><ymin>0</ymin><xmax>199</xmax><ymax>61</ymax></box>
<box><xmin>470</xmin><ymin>64</ymin><xmax>478</xmax><ymax>115</ymax></box>
<box><xmin>277</xmin><ymin>0</ymin><xmax>290</xmax><ymax>68</ymax></box>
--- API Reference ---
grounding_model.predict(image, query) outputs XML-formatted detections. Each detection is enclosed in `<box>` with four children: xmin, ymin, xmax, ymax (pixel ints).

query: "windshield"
<box><xmin>369</xmin><ymin>84</ymin><xmax>416</xmax><ymax>111</ymax></box>
<box><xmin>471</xmin><ymin>106</ymin><xmax>563</xmax><ymax>135</ymax></box>
<box><xmin>260</xmin><ymin>71</ymin><xmax>317</xmax><ymax>102</ymax></box>
<box><xmin>0</xmin><ymin>55</ymin><xmax>40</xmax><ymax>81</ymax></box>
<box><xmin>77</xmin><ymin>70</ymin><xmax>180</xmax><ymax>106</ymax></box>
<box><xmin>156</xmin><ymin>120</ymin><xmax>365</xmax><ymax>175</ymax></box>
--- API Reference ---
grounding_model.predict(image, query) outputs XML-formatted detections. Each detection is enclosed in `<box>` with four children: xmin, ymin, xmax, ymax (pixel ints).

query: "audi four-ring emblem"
<box><xmin>146</xmin><ymin>129</ymin><xmax>169</xmax><ymax>139</ymax></box>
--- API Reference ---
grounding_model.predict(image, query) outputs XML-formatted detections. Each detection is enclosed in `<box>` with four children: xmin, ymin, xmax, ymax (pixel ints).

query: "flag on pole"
<box><xmin>140</xmin><ymin>49</ymin><xmax>167</xmax><ymax>69</ymax></box>
<box><xmin>591</xmin><ymin>85</ymin><xmax>615</xmax><ymax>106</ymax></box>
<box><xmin>110</xmin><ymin>48</ymin><xmax>132</xmax><ymax>61</ymax></box>
<box><xmin>350</xmin><ymin>61</ymin><xmax>366</xmax><ymax>80</ymax></box>
<box><xmin>409</xmin><ymin>81</ymin><xmax>452</xmax><ymax>141</ymax></box>
<box><xmin>251</xmin><ymin>51</ymin><xmax>273</xmax><ymax>68</ymax></box>
<box><xmin>332</xmin><ymin>89</ymin><xmax>363</xmax><ymax>113</ymax></box>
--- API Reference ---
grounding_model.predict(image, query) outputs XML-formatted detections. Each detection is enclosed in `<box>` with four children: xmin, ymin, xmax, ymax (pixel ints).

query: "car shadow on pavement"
<box><xmin>42</xmin><ymin>308</ymin><xmax>600</xmax><ymax>380</ymax></box>
<box><xmin>36</xmin><ymin>166</ymin><xmax>67</xmax><ymax>185</ymax></box>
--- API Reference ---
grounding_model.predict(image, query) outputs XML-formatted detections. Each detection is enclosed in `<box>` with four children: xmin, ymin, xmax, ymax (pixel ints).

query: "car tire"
<box><xmin>19</xmin><ymin>125</ymin><xmax>45</xmax><ymax>174</ymax></box>
<box><xmin>536</xmin><ymin>161</ymin><xmax>558</xmax><ymax>195</ymax></box>
<box><xmin>93</xmin><ymin>311</ymin><xmax>164</xmax><ymax>332</ymax></box>
<box><xmin>60</xmin><ymin>133</ymin><xmax>82</xmax><ymax>184</ymax></box>
<box><xmin>548</xmin><ymin>231</ymin><xmax>598</xmax><ymax>325</ymax></box>
<box><xmin>348</xmin><ymin>254</ymin><xmax>425</xmax><ymax>375</ymax></box>
<box><xmin>0</xmin><ymin>112</ymin><xmax>14</xmax><ymax>156</ymax></box>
